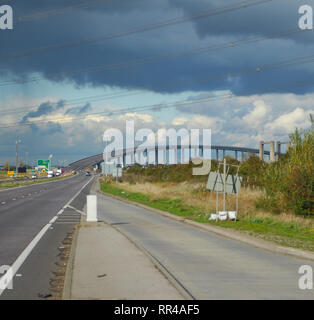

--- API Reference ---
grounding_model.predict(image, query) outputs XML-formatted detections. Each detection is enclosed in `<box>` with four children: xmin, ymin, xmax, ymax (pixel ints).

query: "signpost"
<box><xmin>206</xmin><ymin>159</ymin><xmax>242</xmax><ymax>220</ymax></box>
<box><xmin>37</xmin><ymin>160</ymin><xmax>50</xmax><ymax>171</ymax></box>
<box><xmin>113</xmin><ymin>167</ymin><xmax>122</xmax><ymax>178</ymax></box>
<box><xmin>102</xmin><ymin>162</ymin><xmax>115</xmax><ymax>176</ymax></box>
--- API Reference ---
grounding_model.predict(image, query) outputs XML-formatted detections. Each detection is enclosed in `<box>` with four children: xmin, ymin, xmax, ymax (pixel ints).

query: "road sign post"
<box><xmin>37</xmin><ymin>160</ymin><xmax>50</xmax><ymax>171</ymax></box>
<box><xmin>206</xmin><ymin>160</ymin><xmax>242</xmax><ymax>221</ymax></box>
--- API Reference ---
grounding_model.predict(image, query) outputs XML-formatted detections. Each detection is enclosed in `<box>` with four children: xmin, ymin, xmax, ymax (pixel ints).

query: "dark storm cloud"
<box><xmin>65</xmin><ymin>103</ymin><xmax>92</xmax><ymax>115</ymax></box>
<box><xmin>1</xmin><ymin>0</ymin><xmax>314</xmax><ymax>96</ymax></box>
<box><xmin>21</xmin><ymin>100</ymin><xmax>65</xmax><ymax>123</ymax></box>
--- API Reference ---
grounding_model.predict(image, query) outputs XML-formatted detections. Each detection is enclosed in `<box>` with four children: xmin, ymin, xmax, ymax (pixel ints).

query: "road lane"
<box><xmin>0</xmin><ymin>174</ymin><xmax>90</xmax><ymax>267</ymax></box>
<box><xmin>97</xmin><ymin>193</ymin><xmax>314</xmax><ymax>300</ymax></box>
<box><xmin>0</xmin><ymin>174</ymin><xmax>94</xmax><ymax>299</ymax></box>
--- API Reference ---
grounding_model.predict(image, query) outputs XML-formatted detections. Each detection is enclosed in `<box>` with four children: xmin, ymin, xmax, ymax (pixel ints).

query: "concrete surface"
<box><xmin>94</xmin><ymin>190</ymin><xmax>314</xmax><ymax>300</ymax></box>
<box><xmin>102</xmin><ymin>190</ymin><xmax>314</xmax><ymax>262</ymax></box>
<box><xmin>70</xmin><ymin>224</ymin><xmax>184</xmax><ymax>300</ymax></box>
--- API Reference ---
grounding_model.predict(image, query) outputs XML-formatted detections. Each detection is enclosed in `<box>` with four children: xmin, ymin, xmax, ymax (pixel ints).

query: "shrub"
<box><xmin>260</xmin><ymin>127</ymin><xmax>313</xmax><ymax>216</ymax></box>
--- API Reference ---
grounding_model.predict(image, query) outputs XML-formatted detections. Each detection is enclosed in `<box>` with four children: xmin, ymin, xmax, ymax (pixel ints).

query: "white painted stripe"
<box><xmin>49</xmin><ymin>216</ymin><xmax>58</xmax><ymax>224</ymax></box>
<box><xmin>0</xmin><ymin>223</ymin><xmax>51</xmax><ymax>295</ymax></box>
<box><xmin>0</xmin><ymin>175</ymin><xmax>94</xmax><ymax>296</ymax></box>
<box><xmin>67</xmin><ymin>205</ymin><xmax>87</xmax><ymax>216</ymax></box>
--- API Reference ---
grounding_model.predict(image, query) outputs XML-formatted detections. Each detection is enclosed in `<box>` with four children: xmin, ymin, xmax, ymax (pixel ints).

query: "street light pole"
<box><xmin>15</xmin><ymin>139</ymin><xmax>21</xmax><ymax>177</ymax></box>
<box><xmin>49</xmin><ymin>154</ymin><xmax>53</xmax><ymax>171</ymax></box>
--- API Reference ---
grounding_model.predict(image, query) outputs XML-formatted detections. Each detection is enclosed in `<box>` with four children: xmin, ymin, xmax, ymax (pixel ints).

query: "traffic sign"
<box><xmin>206</xmin><ymin>172</ymin><xmax>242</xmax><ymax>194</ymax></box>
<box><xmin>37</xmin><ymin>160</ymin><xmax>50</xmax><ymax>170</ymax></box>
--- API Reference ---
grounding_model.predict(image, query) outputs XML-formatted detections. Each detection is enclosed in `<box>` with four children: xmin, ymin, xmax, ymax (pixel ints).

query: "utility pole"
<box><xmin>223</xmin><ymin>158</ymin><xmax>226</xmax><ymax>212</ymax></box>
<box><xmin>49</xmin><ymin>154</ymin><xmax>53</xmax><ymax>171</ymax></box>
<box><xmin>15</xmin><ymin>138</ymin><xmax>21</xmax><ymax>177</ymax></box>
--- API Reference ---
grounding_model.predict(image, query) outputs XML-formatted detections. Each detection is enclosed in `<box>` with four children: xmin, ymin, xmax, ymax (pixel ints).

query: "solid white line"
<box><xmin>63</xmin><ymin>176</ymin><xmax>94</xmax><ymax>209</ymax></box>
<box><xmin>67</xmin><ymin>205</ymin><xmax>87</xmax><ymax>216</ymax></box>
<box><xmin>0</xmin><ymin>175</ymin><xmax>94</xmax><ymax>296</ymax></box>
<box><xmin>0</xmin><ymin>223</ymin><xmax>51</xmax><ymax>295</ymax></box>
<box><xmin>49</xmin><ymin>216</ymin><xmax>58</xmax><ymax>224</ymax></box>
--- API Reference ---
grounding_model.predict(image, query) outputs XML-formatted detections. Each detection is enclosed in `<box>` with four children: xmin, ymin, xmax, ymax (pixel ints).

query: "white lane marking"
<box><xmin>63</xmin><ymin>176</ymin><xmax>94</xmax><ymax>210</ymax></box>
<box><xmin>0</xmin><ymin>223</ymin><xmax>51</xmax><ymax>295</ymax></box>
<box><xmin>12</xmin><ymin>198</ymin><xmax>16</xmax><ymax>201</ymax></box>
<box><xmin>1</xmin><ymin>202</ymin><xmax>6</xmax><ymax>205</ymax></box>
<box><xmin>67</xmin><ymin>205</ymin><xmax>87</xmax><ymax>216</ymax></box>
<box><xmin>49</xmin><ymin>216</ymin><xmax>58</xmax><ymax>224</ymax></box>
<box><xmin>0</xmin><ymin>175</ymin><xmax>94</xmax><ymax>296</ymax></box>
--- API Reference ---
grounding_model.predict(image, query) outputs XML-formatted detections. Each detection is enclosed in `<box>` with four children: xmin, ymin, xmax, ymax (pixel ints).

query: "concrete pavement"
<box><xmin>64</xmin><ymin>180</ymin><xmax>314</xmax><ymax>300</ymax></box>
<box><xmin>94</xmin><ymin>192</ymin><xmax>314</xmax><ymax>299</ymax></box>
<box><xmin>69</xmin><ymin>223</ymin><xmax>184</xmax><ymax>300</ymax></box>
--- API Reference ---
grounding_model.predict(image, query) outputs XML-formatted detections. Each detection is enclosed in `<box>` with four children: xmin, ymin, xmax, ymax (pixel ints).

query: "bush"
<box><xmin>239</xmin><ymin>155</ymin><xmax>267</xmax><ymax>188</ymax></box>
<box><xmin>260</xmin><ymin>127</ymin><xmax>313</xmax><ymax>216</ymax></box>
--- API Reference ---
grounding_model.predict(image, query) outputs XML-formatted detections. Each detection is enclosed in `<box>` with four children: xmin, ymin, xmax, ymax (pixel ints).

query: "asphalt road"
<box><xmin>0</xmin><ymin>173</ymin><xmax>93</xmax><ymax>299</ymax></box>
<box><xmin>97</xmin><ymin>193</ymin><xmax>314</xmax><ymax>300</ymax></box>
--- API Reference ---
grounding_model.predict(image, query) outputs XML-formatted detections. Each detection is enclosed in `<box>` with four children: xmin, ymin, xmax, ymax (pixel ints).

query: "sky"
<box><xmin>0</xmin><ymin>0</ymin><xmax>313</xmax><ymax>166</ymax></box>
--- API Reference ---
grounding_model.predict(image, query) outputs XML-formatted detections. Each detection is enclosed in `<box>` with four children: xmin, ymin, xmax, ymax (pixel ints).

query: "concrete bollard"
<box><xmin>87</xmin><ymin>195</ymin><xmax>97</xmax><ymax>222</ymax></box>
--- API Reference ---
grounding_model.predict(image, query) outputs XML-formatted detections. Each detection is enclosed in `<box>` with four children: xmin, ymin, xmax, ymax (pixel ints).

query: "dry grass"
<box><xmin>118</xmin><ymin>180</ymin><xmax>313</xmax><ymax>229</ymax></box>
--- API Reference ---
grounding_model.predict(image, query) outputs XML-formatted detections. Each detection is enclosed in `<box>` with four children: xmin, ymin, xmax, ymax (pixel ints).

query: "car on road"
<box><xmin>47</xmin><ymin>171</ymin><xmax>54</xmax><ymax>178</ymax></box>
<box><xmin>31</xmin><ymin>175</ymin><xmax>37</xmax><ymax>179</ymax></box>
<box><xmin>85</xmin><ymin>171</ymin><xmax>91</xmax><ymax>176</ymax></box>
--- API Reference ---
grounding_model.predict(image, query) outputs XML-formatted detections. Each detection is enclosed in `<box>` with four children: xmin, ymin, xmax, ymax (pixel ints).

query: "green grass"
<box><xmin>0</xmin><ymin>175</ymin><xmax>69</xmax><ymax>188</ymax></box>
<box><xmin>100</xmin><ymin>181</ymin><xmax>314</xmax><ymax>252</ymax></box>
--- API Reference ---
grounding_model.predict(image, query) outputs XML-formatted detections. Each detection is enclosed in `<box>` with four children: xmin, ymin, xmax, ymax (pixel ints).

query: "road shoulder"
<box><xmin>66</xmin><ymin>222</ymin><xmax>185</xmax><ymax>300</ymax></box>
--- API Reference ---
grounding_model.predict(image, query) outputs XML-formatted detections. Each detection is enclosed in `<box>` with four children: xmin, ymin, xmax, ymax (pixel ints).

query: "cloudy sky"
<box><xmin>0</xmin><ymin>0</ymin><xmax>313</xmax><ymax>166</ymax></box>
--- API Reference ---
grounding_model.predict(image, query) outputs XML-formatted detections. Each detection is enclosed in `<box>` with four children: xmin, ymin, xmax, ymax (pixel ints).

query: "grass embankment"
<box><xmin>0</xmin><ymin>175</ymin><xmax>71</xmax><ymax>188</ymax></box>
<box><xmin>100</xmin><ymin>180</ymin><xmax>314</xmax><ymax>252</ymax></box>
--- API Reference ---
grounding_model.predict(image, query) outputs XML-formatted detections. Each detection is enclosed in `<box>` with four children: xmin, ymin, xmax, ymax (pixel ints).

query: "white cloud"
<box><xmin>172</xmin><ymin>117</ymin><xmax>188</xmax><ymax>126</ymax></box>
<box><xmin>118</xmin><ymin>112</ymin><xmax>153</xmax><ymax>123</ymax></box>
<box><xmin>172</xmin><ymin>115</ymin><xmax>220</xmax><ymax>130</ymax></box>
<box><xmin>265</xmin><ymin>107</ymin><xmax>313</xmax><ymax>134</ymax></box>
<box><xmin>243</xmin><ymin>100</ymin><xmax>269</xmax><ymax>126</ymax></box>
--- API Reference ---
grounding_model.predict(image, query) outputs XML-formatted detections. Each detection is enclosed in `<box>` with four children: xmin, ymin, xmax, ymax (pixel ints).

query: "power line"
<box><xmin>1</xmin><ymin>75</ymin><xmax>314</xmax><ymax>129</ymax></box>
<box><xmin>17</xmin><ymin>0</ymin><xmax>119</xmax><ymax>22</ymax></box>
<box><xmin>0</xmin><ymin>27</ymin><xmax>307</xmax><ymax>88</ymax></box>
<box><xmin>2</xmin><ymin>51</ymin><xmax>314</xmax><ymax>116</ymax></box>
<box><xmin>1</xmin><ymin>0</ymin><xmax>275</xmax><ymax>61</ymax></box>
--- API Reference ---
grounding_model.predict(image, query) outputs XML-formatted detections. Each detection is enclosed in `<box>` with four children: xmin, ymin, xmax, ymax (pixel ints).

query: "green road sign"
<box><xmin>37</xmin><ymin>159</ymin><xmax>50</xmax><ymax>170</ymax></box>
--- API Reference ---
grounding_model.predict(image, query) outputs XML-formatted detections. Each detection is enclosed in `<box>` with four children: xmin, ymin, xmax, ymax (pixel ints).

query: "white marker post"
<box><xmin>87</xmin><ymin>195</ymin><xmax>97</xmax><ymax>222</ymax></box>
